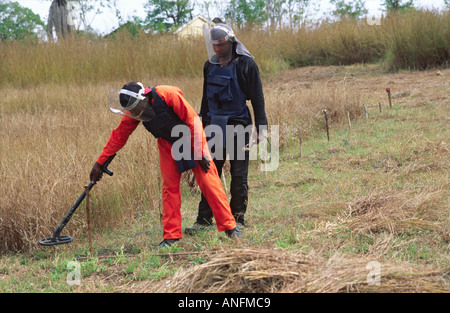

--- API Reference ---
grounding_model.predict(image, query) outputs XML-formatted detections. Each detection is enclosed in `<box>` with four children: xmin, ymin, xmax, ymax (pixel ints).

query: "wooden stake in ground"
<box><xmin>84</xmin><ymin>185</ymin><xmax>93</xmax><ymax>255</ymax></box>
<box><xmin>347</xmin><ymin>112</ymin><xmax>352</xmax><ymax>134</ymax></box>
<box><xmin>323</xmin><ymin>109</ymin><xmax>330</xmax><ymax>142</ymax></box>
<box><xmin>299</xmin><ymin>128</ymin><xmax>303</xmax><ymax>159</ymax></box>
<box><xmin>386</xmin><ymin>88</ymin><xmax>392</xmax><ymax>108</ymax></box>
<box><xmin>363</xmin><ymin>103</ymin><xmax>369</xmax><ymax>120</ymax></box>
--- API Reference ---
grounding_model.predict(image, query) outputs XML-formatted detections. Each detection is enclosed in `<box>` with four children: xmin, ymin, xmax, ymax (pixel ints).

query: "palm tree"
<box><xmin>47</xmin><ymin>0</ymin><xmax>75</xmax><ymax>40</ymax></box>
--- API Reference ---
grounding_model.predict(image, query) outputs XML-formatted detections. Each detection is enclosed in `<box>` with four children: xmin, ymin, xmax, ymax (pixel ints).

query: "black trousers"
<box><xmin>196</xmin><ymin>131</ymin><xmax>250</xmax><ymax>226</ymax></box>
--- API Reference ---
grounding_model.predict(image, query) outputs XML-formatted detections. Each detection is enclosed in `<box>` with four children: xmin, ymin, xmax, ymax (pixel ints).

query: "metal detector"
<box><xmin>39</xmin><ymin>154</ymin><xmax>116</xmax><ymax>246</ymax></box>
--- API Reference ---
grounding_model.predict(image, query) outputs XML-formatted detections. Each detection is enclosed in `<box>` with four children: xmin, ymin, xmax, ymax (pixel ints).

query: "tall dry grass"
<box><xmin>382</xmin><ymin>10</ymin><xmax>450</xmax><ymax>70</ymax></box>
<box><xmin>0</xmin><ymin>83</ymin><xmax>164</xmax><ymax>251</ymax></box>
<box><xmin>263</xmin><ymin>9</ymin><xmax>449</xmax><ymax>69</ymax></box>
<box><xmin>0</xmin><ymin>31</ymin><xmax>207</xmax><ymax>88</ymax></box>
<box><xmin>0</xmin><ymin>10</ymin><xmax>448</xmax><ymax>88</ymax></box>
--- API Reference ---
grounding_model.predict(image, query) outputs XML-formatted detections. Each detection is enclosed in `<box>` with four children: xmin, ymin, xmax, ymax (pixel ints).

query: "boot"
<box><xmin>225</xmin><ymin>228</ymin><xmax>242</xmax><ymax>240</ymax></box>
<box><xmin>157</xmin><ymin>239</ymin><xmax>179</xmax><ymax>249</ymax></box>
<box><xmin>184</xmin><ymin>222</ymin><xmax>213</xmax><ymax>236</ymax></box>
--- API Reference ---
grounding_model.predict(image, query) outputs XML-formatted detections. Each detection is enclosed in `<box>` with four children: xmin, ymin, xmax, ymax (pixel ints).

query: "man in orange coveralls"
<box><xmin>90</xmin><ymin>82</ymin><xmax>242</xmax><ymax>249</ymax></box>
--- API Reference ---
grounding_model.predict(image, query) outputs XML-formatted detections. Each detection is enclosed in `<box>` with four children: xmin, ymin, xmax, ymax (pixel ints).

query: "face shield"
<box><xmin>203</xmin><ymin>23</ymin><xmax>234</xmax><ymax>65</ymax></box>
<box><xmin>108</xmin><ymin>84</ymin><xmax>155</xmax><ymax>122</ymax></box>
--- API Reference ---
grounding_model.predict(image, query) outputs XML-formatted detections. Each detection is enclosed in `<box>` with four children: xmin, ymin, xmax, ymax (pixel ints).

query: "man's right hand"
<box><xmin>89</xmin><ymin>162</ymin><xmax>103</xmax><ymax>183</ymax></box>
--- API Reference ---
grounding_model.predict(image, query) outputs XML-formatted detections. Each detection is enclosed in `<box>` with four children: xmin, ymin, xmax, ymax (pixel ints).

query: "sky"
<box><xmin>15</xmin><ymin>0</ymin><xmax>448</xmax><ymax>35</ymax></box>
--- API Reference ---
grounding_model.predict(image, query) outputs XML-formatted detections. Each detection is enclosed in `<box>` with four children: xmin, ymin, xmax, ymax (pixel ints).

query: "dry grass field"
<box><xmin>0</xmin><ymin>63</ymin><xmax>448</xmax><ymax>293</ymax></box>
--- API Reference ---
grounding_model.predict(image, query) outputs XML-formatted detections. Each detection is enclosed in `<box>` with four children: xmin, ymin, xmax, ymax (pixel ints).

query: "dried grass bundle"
<box><xmin>344</xmin><ymin>190</ymin><xmax>444</xmax><ymax>234</ymax></box>
<box><xmin>284</xmin><ymin>254</ymin><xmax>377</xmax><ymax>293</ymax></box>
<box><xmin>284</xmin><ymin>253</ymin><xmax>449</xmax><ymax>293</ymax></box>
<box><xmin>145</xmin><ymin>248</ymin><xmax>318</xmax><ymax>293</ymax></box>
<box><xmin>357</xmin><ymin>271</ymin><xmax>449</xmax><ymax>293</ymax></box>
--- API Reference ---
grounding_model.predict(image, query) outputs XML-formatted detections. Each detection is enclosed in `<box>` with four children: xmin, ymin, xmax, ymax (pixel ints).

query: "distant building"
<box><xmin>174</xmin><ymin>16</ymin><xmax>209</xmax><ymax>38</ymax></box>
<box><xmin>174</xmin><ymin>16</ymin><xmax>227</xmax><ymax>38</ymax></box>
<box><xmin>104</xmin><ymin>21</ymin><xmax>144</xmax><ymax>39</ymax></box>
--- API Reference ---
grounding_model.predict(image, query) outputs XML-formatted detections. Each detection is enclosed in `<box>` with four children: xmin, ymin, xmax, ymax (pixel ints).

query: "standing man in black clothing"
<box><xmin>185</xmin><ymin>23</ymin><xmax>268</xmax><ymax>234</ymax></box>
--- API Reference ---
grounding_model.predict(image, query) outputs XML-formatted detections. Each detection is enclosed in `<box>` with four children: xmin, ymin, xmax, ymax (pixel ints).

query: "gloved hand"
<box><xmin>89</xmin><ymin>162</ymin><xmax>103</xmax><ymax>184</ymax></box>
<box><xmin>252</xmin><ymin>128</ymin><xmax>267</xmax><ymax>145</ymax></box>
<box><xmin>197</xmin><ymin>157</ymin><xmax>210</xmax><ymax>173</ymax></box>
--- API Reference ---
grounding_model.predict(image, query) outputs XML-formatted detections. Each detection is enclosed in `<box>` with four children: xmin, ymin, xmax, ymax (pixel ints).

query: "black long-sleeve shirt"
<box><xmin>199</xmin><ymin>55</ymin><xmax>268</xmax><ymax>132</ymax></box>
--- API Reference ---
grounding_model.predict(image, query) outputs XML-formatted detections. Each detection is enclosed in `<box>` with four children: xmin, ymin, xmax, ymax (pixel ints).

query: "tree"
<box><xmin>330</xmin><ymin>0</ymin><xmax>368</xmax><ymax>20</ymax></box>
<box><xmin>70</xmin><ymin>0</ymin><xmax>110</xmax><ymax>32</ymax></box>
<box><xmin>266</xmin><ymin>0</ymin><xmax>286</xmax><ymax>30</ymax></box>
<box><xmin>382</xmin><ymin>0</ymin><xmax>414</xmax><ymax>13</ymax></box>
<box><xmin>226</xmin><ymin>0</ymin><xmax>268</xmax><ymax>29</ymax></box>
<box><xmin>143</xmin><ymin>0</ymin><xmax>194</xmax><ymax>33</ymax></box>
<box><xmin>0</xmin><ymin>0</ymin><xmax>45</xmax><ymax>41</ymax></box>
<box><xmin>222</xmin><ymin>0</ymin><xmax>311</xmax><ymax>30</ymax></box>
<box><xmin>286</xmin><ymin>0</ymin><xmax>310</xmax><ymax>29</ymax></box>
<box><xmin>198</xmin><ymin>0</ymin><xmax>229</xmax><ymax>20</ymax></box>
<box><xmin>47</xmin><ymin>0</ymin><xmax>75</xmax><ymax>40</ymax></box>
<box><xmin>104</xmin><ymin>0</ymin><xmax>124</xmax><ymax>26</ymax></box>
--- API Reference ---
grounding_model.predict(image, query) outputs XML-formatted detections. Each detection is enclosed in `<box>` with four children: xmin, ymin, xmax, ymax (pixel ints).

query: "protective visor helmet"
<box><xmin>108</xmin><ymin>82</ymin><xmax>155</xmax><ymax>122</ymax></box>
<box><xmin>203</xmin><ymin>23</ymin><xmax>235</xmax><ymax>65</ymax></box>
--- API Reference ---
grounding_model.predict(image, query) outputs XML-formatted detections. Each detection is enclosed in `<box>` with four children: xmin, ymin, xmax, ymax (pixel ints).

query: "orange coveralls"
<box><xmin>96</xmin><ymin>86</ymin><xmax>236</xmax><ymax>239</ymax></box>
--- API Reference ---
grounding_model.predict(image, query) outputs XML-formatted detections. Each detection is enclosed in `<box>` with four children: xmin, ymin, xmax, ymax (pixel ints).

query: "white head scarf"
<box><xmin>210</xmin><ymin>23</ymin><xmax>254</xmax><ymax>60</ymax></box>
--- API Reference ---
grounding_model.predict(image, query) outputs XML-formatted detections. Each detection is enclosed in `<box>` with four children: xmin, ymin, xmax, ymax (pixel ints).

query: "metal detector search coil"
<box><xmin>39</xmin><ymin>235</ymin><xmax>73</xmax><ymax>246</ymax></box>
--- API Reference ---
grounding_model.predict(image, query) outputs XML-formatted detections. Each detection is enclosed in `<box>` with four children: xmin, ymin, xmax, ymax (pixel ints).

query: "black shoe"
<box><xmin>236</xmin><ymin>222</ymin><xmax>245</xmax><ymax>231</ymax></box>
<box><xmin>225</xmin><ymin>228</ymin><xmax>242</xmax><ymax>240</ymax></box>
<box><xmin>184</xmin><ymin>222</ymin><xmax>213</xmax><ymax>236</ymax></box>
<box><xmin>157</xmin><ymin>239</ymin><xmax>179</xmax><ymax>249</ymax></box>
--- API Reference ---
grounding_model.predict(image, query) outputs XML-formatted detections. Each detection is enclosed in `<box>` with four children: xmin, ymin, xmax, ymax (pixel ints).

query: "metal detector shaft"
<box><xmin>52</xmin><ymin>182</ymin><xmax>94</xmax><ymax>238</ymax></box>
<box><xmin>52</xmin><ymin>154</ymin><xmax>116</xmax><ymax>239</ymax></box>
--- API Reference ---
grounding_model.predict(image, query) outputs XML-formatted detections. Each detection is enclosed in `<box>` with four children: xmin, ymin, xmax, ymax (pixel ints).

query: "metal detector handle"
<box><xmin>52</xmin><ymin>154</ymin><xmax>116</xmax><ymax>238</ymax></box>
<box><xmin>101</xmin><ymin>154</ymin><xmax>116</xmax><ymax>177</ymax></box>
